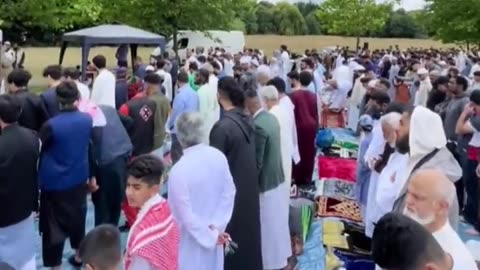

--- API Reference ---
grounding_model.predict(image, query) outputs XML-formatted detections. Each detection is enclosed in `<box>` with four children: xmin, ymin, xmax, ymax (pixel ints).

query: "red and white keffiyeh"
<box><xmin>125</xmin><ymin>195</ymin><xmax>180</xmax><ymax>270</ymax></box>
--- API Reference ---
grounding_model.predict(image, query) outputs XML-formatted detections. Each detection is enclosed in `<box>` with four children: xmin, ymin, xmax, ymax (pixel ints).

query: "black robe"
<box><xmin>210</xmin><ymin>108</ymin><xmax>263</xmax><ymax>270</ymax></box>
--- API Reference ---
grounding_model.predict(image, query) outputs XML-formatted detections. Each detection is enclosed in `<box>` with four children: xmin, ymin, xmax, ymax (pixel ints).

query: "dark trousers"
<box><xmin>171</xmin><ymin>134</ymin><xmax>183</xmax><ymax>165</ymax></box>
<box><xmin>40</xmin><ymin>183</ymin><xmax>87</xmax><ymax>267</ymax></box>
<box><xmin>463</xmin><ymin>158</ymin><xmax>480</xmax><ymax>228</ymax></box>
<box><xmin>446</xmin><ymin>142</ymin><xmax>465</xmax><ymax>212</ymax></box>
<box><xmin>92</xmin><ymin>155</ymin><xmax>128</xmax><ymax>226</ymax></box>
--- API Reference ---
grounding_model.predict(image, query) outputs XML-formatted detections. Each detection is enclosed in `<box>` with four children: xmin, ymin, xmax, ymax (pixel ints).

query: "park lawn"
<box><xmin>22</xmin><ymin>35</ymin><xmax>453</xmax><ymax>88</ymax></box>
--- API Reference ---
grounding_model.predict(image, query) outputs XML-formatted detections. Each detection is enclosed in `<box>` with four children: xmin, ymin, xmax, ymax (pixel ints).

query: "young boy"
<box><xmin>78</xmin><ymin>225</ymin><xmax>122</xmax><ymax>270</ymax></box>
<box><xmin>124</xmin><ymin>154</ymin><xmax>179</xmax><ymax>270</ymax></box>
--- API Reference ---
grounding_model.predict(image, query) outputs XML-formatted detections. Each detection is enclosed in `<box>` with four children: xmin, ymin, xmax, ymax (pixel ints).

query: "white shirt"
<box><xmin>168</xmin><ymin>144</ymin><xmax>236</xmax><ymax>270</ymax></box>
<box><xmin>76</xmin><ymin>81</ymin><xmax>90</xmax><ymax>100</ymax></box>
<box><xmin>157</xmin><ymin>70</ymin><xmax>173</xmax><ymax>102</ymax></box>
<box><xmin>278</xmin><ymin>95</ymin><xmax>300</xmax><ymax>164</ymax></box>
<box><xmin>91</xmin><ymin>69</ymin><xmax>116</xmax><ymax>108</ymax></box>
<box><xmin>433</xmin><ymin>222</ymin><xmax>478</xmax><ymax>270</ymax></box>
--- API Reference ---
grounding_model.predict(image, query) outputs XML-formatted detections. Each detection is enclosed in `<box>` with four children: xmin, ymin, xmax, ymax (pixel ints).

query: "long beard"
<box><xmin>403</xmin><ymin>208</ymin><xmax>435</xmax><ymax>225</ymax></box>
<box><xmin>395</xmin><ymin>134</ymin><xmax>410</xmax><ymax>154</ymax></box>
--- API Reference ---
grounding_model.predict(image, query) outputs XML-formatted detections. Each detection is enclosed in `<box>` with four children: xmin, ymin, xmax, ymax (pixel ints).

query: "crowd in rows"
<box><xmin>1</xmin><ymin>42</ymin><xmax>480</xmax><ymax>270</ymax></box>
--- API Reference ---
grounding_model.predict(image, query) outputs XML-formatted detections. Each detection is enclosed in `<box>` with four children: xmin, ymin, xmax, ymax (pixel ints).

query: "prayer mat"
<box><xmin>321</xmin><ymin>109</ymin><xmax>346</xmax><ymax>128</ymax></box>
<box><xmin>320</xmin><ymin>178</ymin><xmax>356</xmax><ymax>200</ymax></box>
<box><xmin>323</xmin><ymin>219</ymin><xmax>345</xmax><ymax>235</ymax></box>
<box><xmin>315</xmin><ymin>197</ymin><xmax>362</xmax><ymax>223</ymax></box>
<box><xmin>324</xmin><ymin>234</ymin><xmax>349</xmax><ymax>249</ymax></box>
<box><xmin>318</xmin><ymin>156</ymin><xmax>357</xmax><ymax>182</ymax></box>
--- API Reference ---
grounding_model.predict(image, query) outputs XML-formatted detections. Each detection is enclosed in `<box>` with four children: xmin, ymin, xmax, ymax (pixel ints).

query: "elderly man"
<box><xmin>168</xmin><ymin>112</ymin><xmax>235</xmax><ymax>270</ymax></box>
<box><xmin>364</xmin><ymin>112</ymin><xmax>408</xmax><ymax>237</ymax></box>
<box><xmin>393</xmin><ymin>106</ymin><xmax>462</xmax><ymax>229</ymax></box>
<box><xmin>245</xmin><ymin>89</ymin><xmax>291</xmax><ymax>270</ymax></box>
<box><xmin>414</xmin><ymin>68</ymin><xmax>432</xmax><ymax>107</ymax></box>
<box><xmin>404</xmin><ymin>169</ymin><xmax>477</xmax><ymax>270</ymax></box>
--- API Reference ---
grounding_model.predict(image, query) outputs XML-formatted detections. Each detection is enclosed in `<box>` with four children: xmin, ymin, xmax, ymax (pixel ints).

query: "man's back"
<box><xmin>13</xmin><ymin>89</ymin><xmax>48</xmax><ymax>131</ymax></box>
<box><xmin>0</xmin><ymin>124</ymin><xmax>39</xmax><ymax>227</ymax></box>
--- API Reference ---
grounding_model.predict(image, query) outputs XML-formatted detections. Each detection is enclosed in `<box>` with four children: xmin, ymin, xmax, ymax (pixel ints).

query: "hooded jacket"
<box><xmin>393</xmin><ymin>106</ymin><xmax>462</xmax><ymax>229</ymax></box>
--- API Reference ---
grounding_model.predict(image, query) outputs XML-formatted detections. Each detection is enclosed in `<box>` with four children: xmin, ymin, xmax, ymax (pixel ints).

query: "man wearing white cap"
<box><xmin>414</xmin><ymin>68</ymin><xmax>432</xmax><ymax>107</ymax></box>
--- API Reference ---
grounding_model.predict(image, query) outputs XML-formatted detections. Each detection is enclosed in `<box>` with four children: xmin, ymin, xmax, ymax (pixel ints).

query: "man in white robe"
<box><xmin>268</xmin><ymin>77</ymin><xmax>301</xmax><ymax>178</ymax></box>
<box><xmin>168</xmin><ymin>112</ymin><xmax>235</xmax><ymax>270</ymax></box>
<box><xmin>414</xmin><ymin>68</ymin><xmax>432</xmax><ymax>107</ymax></box>
<box><xmin>156</xmin><ymin>59</ymin><xmax>173</xmax><ymax>102</ymax></box>
<box><xmin>91</xmin><ymin>55</ymin><xmax>116</xmax><ymax>108</ymax></box>
<box><xmin>347</xmin><ymin>68</ymin><xmax>367</xmax><ymax>130</ymax></box>
<box><xmin>196</xmin><ymin>68</ymin><xmax>220</xmax><ymax>138</ymax></box>
<box><xmin>404</xmin><ymin>169</ymin><xmax>477</xmax><ymax>270</ymax></box>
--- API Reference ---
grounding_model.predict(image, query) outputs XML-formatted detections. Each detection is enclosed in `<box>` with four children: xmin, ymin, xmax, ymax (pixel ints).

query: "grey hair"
<box><xmin>380</xmin><ymin>112</ymin><xmax>402</xmax><ymax>130</ymax></box>
<box><xmin>434</xmin><ymin>173</ymin><xmax>456</xmax><ymax>207</ymax></box>
<box><xmin>259</xmin><ymin>85</ymin><xmax>279</xmax><ymax>101</ymax></box>
<box><xmin>175</xmin><ymin>112</ymin><xmax>206</xmax><ymax>148</ymax></box>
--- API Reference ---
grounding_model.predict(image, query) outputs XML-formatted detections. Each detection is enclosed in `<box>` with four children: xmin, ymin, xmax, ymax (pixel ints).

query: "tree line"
<box><xmin>0</xmin><ymin>0</ymin><xmax>479</xmax><ymax>46</ymax></box>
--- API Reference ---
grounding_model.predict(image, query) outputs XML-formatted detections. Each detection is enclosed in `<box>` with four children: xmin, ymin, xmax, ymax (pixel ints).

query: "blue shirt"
<box><xmin>168</xmin><ymin>84</ymin><xmax>199</xmax><ymax>133</ymax></box>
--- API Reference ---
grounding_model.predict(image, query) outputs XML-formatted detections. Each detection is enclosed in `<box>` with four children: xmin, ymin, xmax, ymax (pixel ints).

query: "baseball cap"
<box><xmin>359</xmin><ymin>114</ymin><xmax>374</xmax><ymax>132</ymax></box>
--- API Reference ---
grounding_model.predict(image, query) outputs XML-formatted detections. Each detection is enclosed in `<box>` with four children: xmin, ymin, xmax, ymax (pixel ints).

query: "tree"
<box><xmin>295</xmin><ymin>2</ymin><xmax>319</xmax><ymax>17</ymax></box>
<box><xmin>317</xmin><ymin>0</ymin><xmax>393</xmax><ymax>51</ymax></box>
<box><xmin>255</xmin><ymin>2</ymin><xmax>276</xmax><ymax>34</ymax></box>
<box><xmin>381</xmin><ymin>9</ymin><xmax>421</xmax><ymax>38</ymax></box>
<box><xmin>305</xmin><ymin>12</ymin><xmax>322</xmax><ymax>35</ymax></box>
<box><xmin>425</xmin><ymin>0</ymin><xmax>480</xmax><ymax>46</ymax></box>
<box><xmin>272</xmin><ymin>2</ymin><xmax>307</xmax><ymax>35</ymax></box>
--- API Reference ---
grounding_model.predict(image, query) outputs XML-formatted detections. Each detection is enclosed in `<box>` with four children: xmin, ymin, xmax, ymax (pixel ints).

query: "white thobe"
<box><xmin>168</xmin><ymin>144</ymin><xmax>236</xmax><ymax>270</ymax></box>
<box><xmin>270</xmin><ymin>104</ymin><xmax>293</xmax><ymax>186</ymax></box>
<box><xmin>197</xmin><ymin>84</ymin><xmax>220</xmax><ymax>139</ymax></box>
<box><xmin>414</xmin><ymin>79</ymin><xmax>432</xmax><ymax>107</ymax></box>
<box><xmin>279</xmin><ymin>95</ymin><xmax>301</xmax><ymax>165</ymax></box>
<box><xmin>363</xmin><ymin>122</ymin><xmax>386</xmax><ymax>237</ymax></box>
<box><xmin>208</xmin><ymin>74</ymin><xmax>219</xmax><ymax>93</ymax></box>
<box><xmin>91</xmin><ymin>69</ymin><xmax>116</xmax><ymax>108</ymax></box>
<box><xmin>157</xmin><ymin>70</ymin><xmax>173</xmax><ymax>102</ymax></box>
<box><xmin>347</xmin><ymin>76</ymin><xmax>366</xmax><ymax>130</ymax></box>
<box><xmin>76</xmin><ymin>81</ymin><xmax>90</xmax><ymax>100</ymax></box>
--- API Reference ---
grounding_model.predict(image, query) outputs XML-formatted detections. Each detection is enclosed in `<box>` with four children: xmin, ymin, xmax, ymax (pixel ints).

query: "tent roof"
<box><xmin>62</xmin><ymin>24</ymin><xmax>165</xmax><ymax>45</ymax></box>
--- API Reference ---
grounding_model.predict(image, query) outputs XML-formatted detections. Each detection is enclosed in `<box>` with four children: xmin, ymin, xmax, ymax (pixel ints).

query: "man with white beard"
<box><xmin>404</xmin><ymin>169</ymin><xmax>477</xmax><ymax>270</ymax></box>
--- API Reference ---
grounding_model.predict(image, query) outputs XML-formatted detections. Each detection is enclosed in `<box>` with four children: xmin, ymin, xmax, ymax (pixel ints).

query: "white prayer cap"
<box><xmin>368</xmin><ymin>79</ymin><xmax>378</xmax><ymax>88</ymax></box>
<box><xmin>145</xmin><ymin>65</ymin><xmax>155</xmax><ymax>71</ymax></box>
<box><xmin>259</xmin><ymin>85</ymin><xmax>279</xmax><ymax>101</ymax></box>
<box><xmin>240</xmin><ymin>56</ymin><xmax>250</xmax><ymax>65</ymax></box>
<box><xmin>417</xmin><ymin>68</ymin><xmax>429</xmax><ymax>75</ymax></box>
<box><xmin>257</xmin><ymin>65</ymin><xmax>271</xmax><ymax>77</ymax></box>
<box><xmin>438</xmin><ymin>60</ymin><xmax>448</xmax><ymax>66</ymax></box>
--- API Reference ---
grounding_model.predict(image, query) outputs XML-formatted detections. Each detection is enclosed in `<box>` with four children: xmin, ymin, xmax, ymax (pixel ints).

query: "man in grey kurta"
<box><xmin>245</xmin><ymin>89</ymin><xmax>291</xmax><ymax>270</ymax></box>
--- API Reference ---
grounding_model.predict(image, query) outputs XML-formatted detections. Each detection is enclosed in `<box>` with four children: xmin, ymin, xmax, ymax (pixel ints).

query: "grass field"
<box><xmin>18</xmin><ymin>35</ymin><xmax>453</xmax><ymax>87</ymax></box>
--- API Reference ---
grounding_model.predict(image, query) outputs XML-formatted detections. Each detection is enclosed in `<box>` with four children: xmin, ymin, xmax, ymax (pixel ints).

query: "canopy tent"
<box><xmin>59</xmin><ymin>24</ymin><xmax>166</xmax><ymax>80</ymax></box>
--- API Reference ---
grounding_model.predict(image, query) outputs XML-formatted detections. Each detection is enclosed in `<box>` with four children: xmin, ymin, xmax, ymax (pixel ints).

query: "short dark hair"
<box><xmin>386</xmin><ymin>102</ymin><xmax>406</xmax><ymax>114</ymax></box>
<box><xmin>197</xmin><ymin>55</ymin><xmax>206</xmax><ymax>64</ymax></box>
<box><xmin>471</xmin><ymin>90</ymin><xmax>480</xmax><ymax>105</ymax></box>
<box><xmin>42</xmin><ymin>65</ymin><xmax>62</xmax><ymax>80</ymax></box>
<box><xmin>218</xmin><ymin>76</ymin><xmax>245</xmax><ymax>107</ymax></box>
<box><xmin>210</xmin><ymin>60</ymin><xmax>221</xmax><ymax>70</ymax></box>
<box><xmin>378</xmin><ymin>78</ymin><xmax>391</xmax><ymax>89</ymax></box>
<box><xmin>299</xmin><ymin>71</ymin><xmax>313</xmax><ymax>87</ymax></box>
<box><xmin>79</xmin><ymin>225</ymin><xmax>122</xmax><ymax>270</ymax></box>
<box><xmin>177</xmin><ymin>71</ymin><xmax>189</xmax><ymax>84</ymax></box>
<box><xmin>474</xmin><ymin>71</ymin><xmax>480</xmax><ymax>77</ymax></box>
<box><xmin>189</xmin><ymin>62</ymin><xmax>198</xmax><ymax>71</ymax></box>
<box><xmin>128</xmin><ymin>154</ymin><xmax>165</xmax><ymax>186</ymax></box>
<box><xmin>244</xmin><ymin>88</ymin><xmax>258</xmax><ymax>99</ymax></box>
<box><xmin>267</xmin><ymin>77</ymin><xmax>286</xmax><ymax>94</ymax></box>
<box><xmin>302</xmin><ymin>58</ymin><xmax>315</xmax><ymax>69</ymax></box>
<box><xmin>62</xmin><ymin>67</ymin><xmax>80</xmax><ymax>80</ymax></box>
<box><xmin>92</xmin><ymin>55</ymin><xmax>107</xmax><ymax>69</ymax></box>
<box><xmin>372</xmin><ymin>213</ymin><xmax>447</xmax><ymax>269</ymax></box>
<box><xmin>455</xmin><ymin>75</ymin><xmax>469</xmax><ymax>91</ymax></box>
<box><xmin>287</xmin><ymin>71</ymin><xmax>299</xmax><ymax>81</ymax></box>
<box><xmin>197</xmin><ymin>68</ymin><xmax>210</xmax><ymax>82</ymax></box>
<box><xmin>56</xmin><ymin>81</ymin><xmax>80</xmax><ymax>105</ymax></box>
<box><xmin>7</xmin><ymin>69</ymin><xmax>32</xmax><ymax>87</ymax></box>
<box><xmin>0</xmin><ymin>95</ymin><xmax>21</xmax><ymax>124</ymax></box>
<box><xmin>156</xmin><ymin>59</ymin><xmax>166</xmax><ymax>69</ymax></box>
<box><xmin>144</xmin><ymin>73</ymin><xmax>162</xmax><ymax>85</ymax></box>
<box><xmin>370</xmin><ymin>91</ymin><xmax>391</xmax><ymax>105</ymax></box>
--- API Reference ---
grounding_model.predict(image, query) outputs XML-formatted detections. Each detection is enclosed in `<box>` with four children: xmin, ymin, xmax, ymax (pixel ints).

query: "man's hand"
<box><xmin>88</xmin><ymin>177</ymin><xmax>99</xmax><ymax>193</ymax></box>
<box><xmin>209</xmin><ymin>225</ymin><xmax>231</xmax><ymax>245</ymax></box>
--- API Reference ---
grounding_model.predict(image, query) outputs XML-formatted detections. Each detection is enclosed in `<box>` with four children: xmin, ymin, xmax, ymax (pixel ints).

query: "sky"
<box><xmin>265</xmin><ymin>0</ymin><xmax>426</xmax><ymax>11</ymax></box>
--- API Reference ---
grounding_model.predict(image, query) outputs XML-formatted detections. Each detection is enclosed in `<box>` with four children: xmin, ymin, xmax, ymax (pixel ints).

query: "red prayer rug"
<box><xmin>318</xmin><ymin>156</ymin><xmax>357</xmax><ymax>182</ymax></box>
<box><xmin>315</xmin><ymin>196</ymin><xmax>362</xmax><ymax>223</ymax></box>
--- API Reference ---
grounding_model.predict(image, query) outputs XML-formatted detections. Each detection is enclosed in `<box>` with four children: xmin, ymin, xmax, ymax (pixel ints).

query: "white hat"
<box><xmin>417</xmin><ymin>68</ymin><xmax>429</xmax><ymax>75</ymax></box>
<box><xmin>145</xmin><ymin>65</ymin><xmax>155</xmax><ymax>71</ymax></box>
<box><xmin>438</xmin><ymin>60</ymin><xmax>447</xmax><ymax>66</ymax></box>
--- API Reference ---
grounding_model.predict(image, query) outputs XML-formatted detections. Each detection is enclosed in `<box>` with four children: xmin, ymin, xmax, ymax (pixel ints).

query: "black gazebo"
<box><xmin>59</xmin><ymin>24</ymin><xmax>166</xmax><ymax>80</ymax></box>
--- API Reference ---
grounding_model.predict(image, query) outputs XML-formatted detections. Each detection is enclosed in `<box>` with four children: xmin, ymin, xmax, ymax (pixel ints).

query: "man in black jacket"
<box><xmin>6</xmin><ymin>69</ymin><xmax>48</xmax><ymax>131</ymax></box>
<box><xmin>0</xmin><ymin>95</ymin><xmax>40</xmax><ymax>269</ymax></box>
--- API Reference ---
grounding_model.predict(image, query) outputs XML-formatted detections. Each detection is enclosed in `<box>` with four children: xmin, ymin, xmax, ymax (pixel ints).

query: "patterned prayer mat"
<box><xmin>320</xmin><ymin>178</ymin><xmax>356</xmax><ymax>200</ymax></box>
<box><xmin>315</xmin><ymin>196</ymin><xmax>362</xmax><ymax>223</ymax></box>
<box><xmin>318</xmin><ymin>156</ymin><xmax>357</xmax><ymax>182</ymax></box>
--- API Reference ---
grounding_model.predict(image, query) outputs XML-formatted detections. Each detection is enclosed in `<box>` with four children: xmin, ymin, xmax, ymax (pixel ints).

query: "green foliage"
<box><xmin>317</xmin><ymin>0</ymin><xmax>393</xmax><ymax>38</ymax></box>
<box><xmin>255</xmin><ymin>3</ymin><xmax>276</xmax><ymax>34</ymax></box>
<box><xmin>305</xmin><ymin>12</ymin><xmax>322</xmax><ymax>35</ymax></box>
<box><xmin>272</xmin><ymin>2</ymin><xmax>307</xmax><ymax>35</ymax></box>
<box><xmin>425</xmin><ymin>0</ymin><xmax>480</xmax><ymax>44</ymax></box>
<box><xmin>381</xmin><ymin>9</ymin><xmax>425</xmax><ymax>38</ymax></box>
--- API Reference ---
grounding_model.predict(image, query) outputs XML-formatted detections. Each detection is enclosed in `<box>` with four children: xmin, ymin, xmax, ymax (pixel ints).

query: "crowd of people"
<box><xmin>0</xmin><ymin>41</ymin><xmax>480</xmax><ymax>270</ymax></box>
